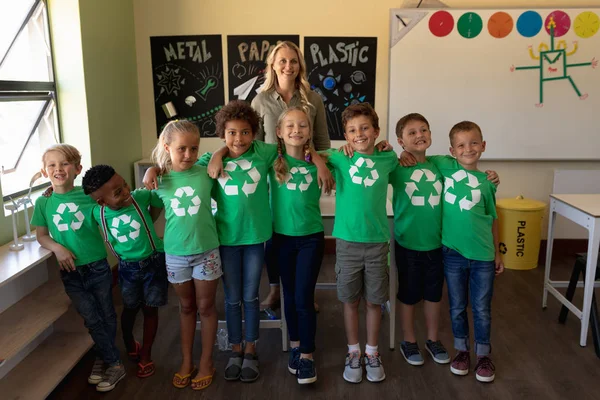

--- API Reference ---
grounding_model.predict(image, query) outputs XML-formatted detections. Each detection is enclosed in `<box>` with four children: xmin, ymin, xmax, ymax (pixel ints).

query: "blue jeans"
<box><xmin>119</xmin><ymin>252</ymin><xmax>168</xmax><ymax>309</ymax></box>
<box><xmin>220</xmin><ymin>243</ymin><xmax>264</xmax><ymax>344</ymax></box>
<box><xmin>60</xmin><ymin>258</ymin><xmax>120</xmax><ymax>365</ymax></box>
<box><xmin>274</xmin><ymin>232</ymin><xmax>324</xmax><ymax>354</ymax></box>
<box><xmin>443</xmin><ymin>246</ymin><xmax>495</xmax><ymax>356</ymax></box>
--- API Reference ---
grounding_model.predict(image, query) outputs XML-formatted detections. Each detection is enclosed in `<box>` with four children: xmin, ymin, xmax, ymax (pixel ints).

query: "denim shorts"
<box><xmin>395</xmin><ymin>242</ymin><xmax>444</xmax><ymax>305</ymax></box>
<box><xmin>165</xmin><ymin>247</ymin><xmax>223</xmax><ymax>284</ymax></box>
<box><xmin>118</xmin><ymin>252</ymin><xmax>168</xmax><ymax>309</ymax></box>
<box><xmin>335</xmin><ymin>239</ymin><xmax>389</xmax><ymax>304</ymax></box>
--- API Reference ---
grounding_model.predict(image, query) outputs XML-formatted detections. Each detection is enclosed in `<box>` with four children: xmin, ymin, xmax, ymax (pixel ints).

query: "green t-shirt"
<box><xmin>269</xmin><ymin>154</ymin><xmax>324</xmax><ymax>236</ymax></box>
<box><xmin>389</xmin><ymin>161</ymin><xmax>443</xmax><ymax>251</ymax></box>
<box><xmin>327</xmin><ymin>149</ymin><xmax>398</xmax><ymax>243</ymax></box>
<box><xmin>151</xmin><ymin>165</ymin><xmax>219</xmax><ymax>256</ymax></box>
<box><xmin>31</xmin><ymin>186</ymin><xmax>107</xmax><ymax>266</ymax></box>
<box><xmin>429</xmin><ymin>156</ymin><xmax>497</xmax><ymax>261</ymax></box>
<box><xmin>92</xmin><ymin>189</ymin><xmax>164</xmax><ymax>262</ymax></box>
<box><xmin>197</xmin><ymin>140</ymin><xmax>277</xmax><ymax>245</ymax></box>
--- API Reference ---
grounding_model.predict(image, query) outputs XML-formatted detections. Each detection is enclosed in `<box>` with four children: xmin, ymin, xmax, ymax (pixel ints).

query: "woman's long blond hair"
<box><xmin>262</xmin><ymin>41</ymin><xmax>313</xmax><ymax>114</ymax></box>
<box><xmin>151</xmin><ymin>120</ymin><xmax>199</xmax><ymax>175</ymax></box>
<box><xmin>273</xmin><ymin>107</ymin><xmax>313</xmax><ymax>185</ymax></box>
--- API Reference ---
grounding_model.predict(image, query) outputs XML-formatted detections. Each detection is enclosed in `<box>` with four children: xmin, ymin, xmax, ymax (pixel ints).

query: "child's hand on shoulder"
<box><xmin>207</xmin><ymin>156</ymin><xmax>225</xmax><ymax>179</ymax></box>
<box><xmin>485</xmin><ymin>170</ymin><xmax>500</xmax><ymax>187</ymax></box>
<box><xmin>375</xmin><ymin>140</ymin><xmax>393</xmax><ymax>152</ymax></box>
<box><xmin>495</xmin><ymin>253</ymin><xmax>504</xmax><ymax>276</ymax></box>
<box><xmin>399</xmin><ymin>151</ymin><xmax>417</xmax><ymax>167</ymax></box>
<box><xmin>338</xmin><ymin>144</ymin><xmax>354</xmax><ymax>158</ymax></box>
<box><xmin>55</xmin><ymin>245</ymin><xmax>77</xmax><ymax>272</ymax></box>
<box><xmin>143</xmin><ymin>167</ymin><xmax>160</xmax><ymax>190</ymax></box>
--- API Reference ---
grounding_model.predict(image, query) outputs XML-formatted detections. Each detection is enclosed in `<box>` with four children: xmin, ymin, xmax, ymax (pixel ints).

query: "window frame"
<box><xmin>0</xmin><ymin>0</ymin><xmax>61</xmax><ymax>202</ymax></box>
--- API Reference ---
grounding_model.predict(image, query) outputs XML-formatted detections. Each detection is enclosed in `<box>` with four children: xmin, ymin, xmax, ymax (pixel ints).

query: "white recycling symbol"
<box><xmin>404</xmin><ymin>168</ymin><xmax>442</xmax><ymax>208</ymax></box>
<box><xmin>110</xmin><ymin>214</ymin><xmax>141</xmax><ymax>243</ymax></box>
<box><xmin>444</xmin><ymin>170</ymin><xmax>481</xmax><ymax>211</ymax></box>
<box><xmin>285</xmin><ymin>166</ymin><xmax>313</xmax><ymax>192</ymax></box>
<box><xmin>349</xmin><ymin>157</ymin><xmax>379</xmax><ymax>187</ymax></box>
<box><xmin>53</xmin><ymin>202</ymin><xmax>85</xmax><ymax>232</ymax></box>
<box><xmin>217</xmin><ymin>159</ymin><xmax>261</xmax><ymax>197</ymax></box>
<box><xmin>170</xmin><ymin>186</ymin><xmax>201</xmax><ymax>217</ymax></box>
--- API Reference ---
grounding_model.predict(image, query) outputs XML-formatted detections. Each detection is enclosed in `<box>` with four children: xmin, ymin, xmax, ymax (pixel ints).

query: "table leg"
<box><xmin>580</xmin><ymin>219</ymin><xmax>600</xmax><ymax>347</ymax></box>
<box><xmin>543</xmin><ymin>201</ymin><xmax>557</xmax><ymax>309</ymax></box>
<box><xmin>280</xmin><ymin>280</ymin><xmax>288</xmax><ymax>351</ymax></box>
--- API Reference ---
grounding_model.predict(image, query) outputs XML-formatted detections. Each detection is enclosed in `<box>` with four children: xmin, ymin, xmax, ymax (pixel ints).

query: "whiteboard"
<box><xmin>388</xmin><ymin>8</ymin><xmax>600</xmax><ymax>160</ymax></box>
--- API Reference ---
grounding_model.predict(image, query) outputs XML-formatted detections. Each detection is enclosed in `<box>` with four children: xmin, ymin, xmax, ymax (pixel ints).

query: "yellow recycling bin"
<box><xmin>496</xmin><ymin>196</ymin><xmax>546</xmax><ymax>270</ymax></box>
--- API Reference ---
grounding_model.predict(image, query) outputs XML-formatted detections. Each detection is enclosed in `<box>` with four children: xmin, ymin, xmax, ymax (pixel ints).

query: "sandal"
<box><xmin>137</xmin><ymin>361</ymin><xmax>155</xmax><ymax>378</ymax></box>
<box><xmin>127</xmin><ymin>341</ymin><xmax>141</xmax><ymax>362</ymax></box>
<box><xmin>172</xmin><ymin>366</ymin><xmax>197</xmax><ymax>388</ymax></box>
<box><xmin>191</xmin><ymin>368</ymin><xmax>216</xmax><ymax>390</ymax></box>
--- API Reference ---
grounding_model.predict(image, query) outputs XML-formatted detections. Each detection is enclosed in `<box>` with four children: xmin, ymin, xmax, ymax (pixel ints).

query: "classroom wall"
<box><xmin>133</xmin><ymin>0</ymin><xmax>600</xmax><ymax>239</ymax></box>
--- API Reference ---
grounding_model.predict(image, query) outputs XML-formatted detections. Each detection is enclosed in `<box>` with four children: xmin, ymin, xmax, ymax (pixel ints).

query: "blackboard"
<box><xmin>227</xmin><ymin>35</ymin><xmax>299</xmax><ymax>104</ymax></box>
<box><xmin>304</xmin><ymin>37</ymin><xmax>378</xmax><ymax>140</ymax></box>
<box><xmin>150</xmin><ymin>35</ymin><xmax>224</xmax><ymax>137</ymax></box>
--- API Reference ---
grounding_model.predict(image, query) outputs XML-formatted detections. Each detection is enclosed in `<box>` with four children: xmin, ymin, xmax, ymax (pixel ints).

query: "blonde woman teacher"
<box><xmin>252</xmin><ymin>41</ymin><xmax>330</xmax><ymax>309</ymax></box>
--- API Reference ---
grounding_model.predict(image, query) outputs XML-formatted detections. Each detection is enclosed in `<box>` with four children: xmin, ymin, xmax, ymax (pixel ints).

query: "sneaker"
<box><xmin>364</xmin><ymin>352</ymin><xmax>386</xmax><ymax>383</ymax></box>
<box><xmin>297</xmin><ymin>358</ymin><xmax>317</xmax><ymax>384</ymax></box>
<box><xmin>288</xmin><ymin>347</ymin><xmax>301</xmax><ymax>375</ymax></box>
<box><xmin>343</xmin><ymin>351</ymin><xmax>362</xmax><ymax>383</ymax></box>
<box><xmin>240</xmin><ymin>353</ymin><xmax>260</xmax><ymax>382</ymax></box>
<box><xmin>400</xmin><ymin>341</ymin><xmax>424</xmax><ymax>366</ymax></box>
<box><xmin>96</xmin><ymin>363</ymin><xmax>126</xmax><ymax>392</ymax></box>
<box><xmin>88</xmin><ymin>358</ymin><xmax>104</xmax><ymax>385</ymax></box>
<box><xmin>450</xmin><ymin>351</ymin><xmax>470</xmax><ymax>376</ymax></box>
<box><xmin>425</xmin><ymin>340</ymin><xmax>450</xmax><ymax>364</ymax></box>
<box><xmin>475</xmin><ymin>356</ymin><xmax>496</xmax><ymax>383</ymax></box>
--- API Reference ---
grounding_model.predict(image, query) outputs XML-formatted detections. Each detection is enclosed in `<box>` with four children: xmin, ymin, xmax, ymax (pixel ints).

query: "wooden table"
<box><xmin>543</xmin><ymin>194</ymin><xmax>600</xmax><ymax>346</ymax></box>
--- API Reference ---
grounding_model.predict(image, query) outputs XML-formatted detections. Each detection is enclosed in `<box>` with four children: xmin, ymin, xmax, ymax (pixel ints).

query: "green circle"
<box><xmin>457</xmin><ymin>12</ymin><xmax>483</xmax><ymax>38</ymax></box>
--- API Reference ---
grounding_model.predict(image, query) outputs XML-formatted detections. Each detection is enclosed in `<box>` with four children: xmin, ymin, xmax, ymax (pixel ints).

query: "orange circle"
<box><xmin>488</xmin><ymin>11</ymin><xmax>514</xmax><ymax>38</ymax></box>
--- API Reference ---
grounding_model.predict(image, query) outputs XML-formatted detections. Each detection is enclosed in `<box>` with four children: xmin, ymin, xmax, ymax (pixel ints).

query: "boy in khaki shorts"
<box><xmin>326</xmin><ymin>103</ymin><xmax>398</xmax><ymax>383</ymax></box>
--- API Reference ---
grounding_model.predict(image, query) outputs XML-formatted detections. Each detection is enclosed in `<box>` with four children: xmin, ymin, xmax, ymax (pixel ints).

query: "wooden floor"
<box><xmin>48</xmin><ymin>254</ymin><xmax>600</xmax><ymax>400</ymax></box>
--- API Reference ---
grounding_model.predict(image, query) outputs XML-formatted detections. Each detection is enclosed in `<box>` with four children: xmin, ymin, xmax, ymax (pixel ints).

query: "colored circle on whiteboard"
<box><xmin>457</xmin><ymin>12</ymin><xmax>483</xmax><ymax>38</ymax></box>
<box><xmin>545</xmin><ymin>10</ymin><xmax>571</xmax><ymax>37</ymax></box>
<box><xmin>429</xmin><ymin>11</ymin><xmax>454</xmax><ymax>37</ymax></box>
<box><xmin>574</xmin><ymin>11</ymin><xmax>600</xmax><ymax>38</ymax></box>
<box><xmin>488</xmin><ymin>11</ymin><xmax>514</xmax><ymax>38</ymax></box>
<box><xmin>516</xmin><ymin>11</ymin><xmax>543</xmax><ymax>37</ymax></box>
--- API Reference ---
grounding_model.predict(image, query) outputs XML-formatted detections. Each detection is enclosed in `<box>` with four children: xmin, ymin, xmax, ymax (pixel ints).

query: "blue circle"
<box><xmin>323</xmin><ymin>76</ymin><xmax>336</xmax><ymax>90</ymax></box>
<box><xmin>517</xmin><ymin>11</ymin><xmax>543</xmax><ymax>37</ymax></box>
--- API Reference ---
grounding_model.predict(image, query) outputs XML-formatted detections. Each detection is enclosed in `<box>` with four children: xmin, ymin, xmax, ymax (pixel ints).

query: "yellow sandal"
<box><xmin>191</xmin><ymin>368</ymin><xmax>216</xmax><ymax>391</ymax></box>
<box><xmin>172</xmin><ymin>366</ymin><xmax>197</xmax><ymax>388</ymax></box>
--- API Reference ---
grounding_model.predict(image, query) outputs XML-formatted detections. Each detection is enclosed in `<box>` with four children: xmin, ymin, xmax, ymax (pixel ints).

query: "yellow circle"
<box><xmin>574</xmin><ymin>11</ymin><xmax>599</xmax><ymax>38</ymax></box>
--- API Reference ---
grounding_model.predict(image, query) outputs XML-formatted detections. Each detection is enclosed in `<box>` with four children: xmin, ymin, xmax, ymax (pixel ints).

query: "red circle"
<box><xmin>545</xmin><ymin>10</ymin><xmax>571</xmax><ymax>37</ymax></box>
<box><xmin>429</xmin><ymin>11</ymin><xmax>454</xmax><ymax>37</ymax></box>
<box><xmin>488</xmin><ymin>11</ymin><xmax>514</xmax><ymax>38</ymax></box>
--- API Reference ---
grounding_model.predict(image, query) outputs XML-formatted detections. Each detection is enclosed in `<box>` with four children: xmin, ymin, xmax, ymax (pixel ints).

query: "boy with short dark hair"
<box><xmin>82</xmin><ymin>164</ymin><xmax>168</xmax><ymax>379</ymax></box>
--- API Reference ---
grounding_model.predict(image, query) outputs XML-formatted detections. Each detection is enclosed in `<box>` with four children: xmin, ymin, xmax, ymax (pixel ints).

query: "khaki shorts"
<box><xmin>335</xmin><ymin>239</ymin><xmax>389</xmax><ymax>304</ymax></box>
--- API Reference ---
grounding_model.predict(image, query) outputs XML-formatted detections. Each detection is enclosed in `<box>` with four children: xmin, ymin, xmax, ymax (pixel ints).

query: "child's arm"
<box><xmin>338</xmin><ymin>140</ymin><xmax>392</xmax><ymax>158</ymax></box>
<box><xmin>36</xmin><ymin>226</ymin><xmax>77</xmax><ymax>271</ymax></box>
<box><xmin>311</xmin><ymin>149</ymin><xmax>334</xmax><ymax>195</ymax></box>
<box><xmin>143</xmin><ymin>167</ymin><xmax>161</xmax><ymax>190</ymax></box>
<box><xmin>485</xmin><ymin>170</ymin><xmax>500</xmax><ymax>186</ymax></box>
<box><xmin>399</xmin><ymin>151</ymin><xmax>418</xmax><ymax>167</ymax></box>
<box><xmin>492</xmin><ymin>219</ymin><xmax>504</xmax><ymax>275</ymax></box>
<box><xmin>149</xmin><ymin>206</ymin><xmax>163</xmax><ymax>222</ymax></box>
<box><xmin>207</xmin><ymin>146</ymin><xmax>230</xmax><ymax>179</ymax></box>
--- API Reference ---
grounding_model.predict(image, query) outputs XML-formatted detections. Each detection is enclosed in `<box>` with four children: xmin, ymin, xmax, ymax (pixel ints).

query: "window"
<box><xmin>0</xmin><ymin>0</ymin><xmax>59</xmax><ymax>202</ymax></box>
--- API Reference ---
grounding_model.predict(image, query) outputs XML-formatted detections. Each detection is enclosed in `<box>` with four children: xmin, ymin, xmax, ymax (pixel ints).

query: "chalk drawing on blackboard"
<box><xmin>185</xmin><ymin>96</ymin><xmax>196</xmax><ymax>107</ymax></box>
<box><xmin>233</xmin><ymin>76</ymin><xmax>259</xmax><ymax>101</ymax></box>
<box><xmin>156</xmin><ymin>66</ymin><xmax>184</xmax><ymax>97</ymax></box>
<box><xmin>511</xmin><ymin>16</ymin><xmax>598</xmax><ymax>107</ymax></box>
<box><xmin>195</xmin><ymin>64</ymin><xmax>222</xmax><ymax>101</ymax></box>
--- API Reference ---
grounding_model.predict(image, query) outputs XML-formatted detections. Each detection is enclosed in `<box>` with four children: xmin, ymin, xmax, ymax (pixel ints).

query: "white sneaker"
<box><xmin>88</xmin><ymin>358</ymin><xmax>104</xmax><ymax>385</ymax></box>
<box><xmin>343</xmin><ymin>351</ymin><xmax>362</xmax><ymax>383</ymax></box>
<box><xmin>96</xmin><ymin>364</ymin><xmax>125</xmax><ymax>392</ymax></box>
<box><xmin>364</xmin><ymin>352</ymin><xmax>386</xmax><ymax>382</ymax></box>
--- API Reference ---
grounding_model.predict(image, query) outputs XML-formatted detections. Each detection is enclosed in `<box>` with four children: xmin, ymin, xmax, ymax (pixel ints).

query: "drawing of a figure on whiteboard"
<box><xmin>510</xmin><ymin>15</ymin><xmax>598</xmax><ymax>107</ymax></box>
